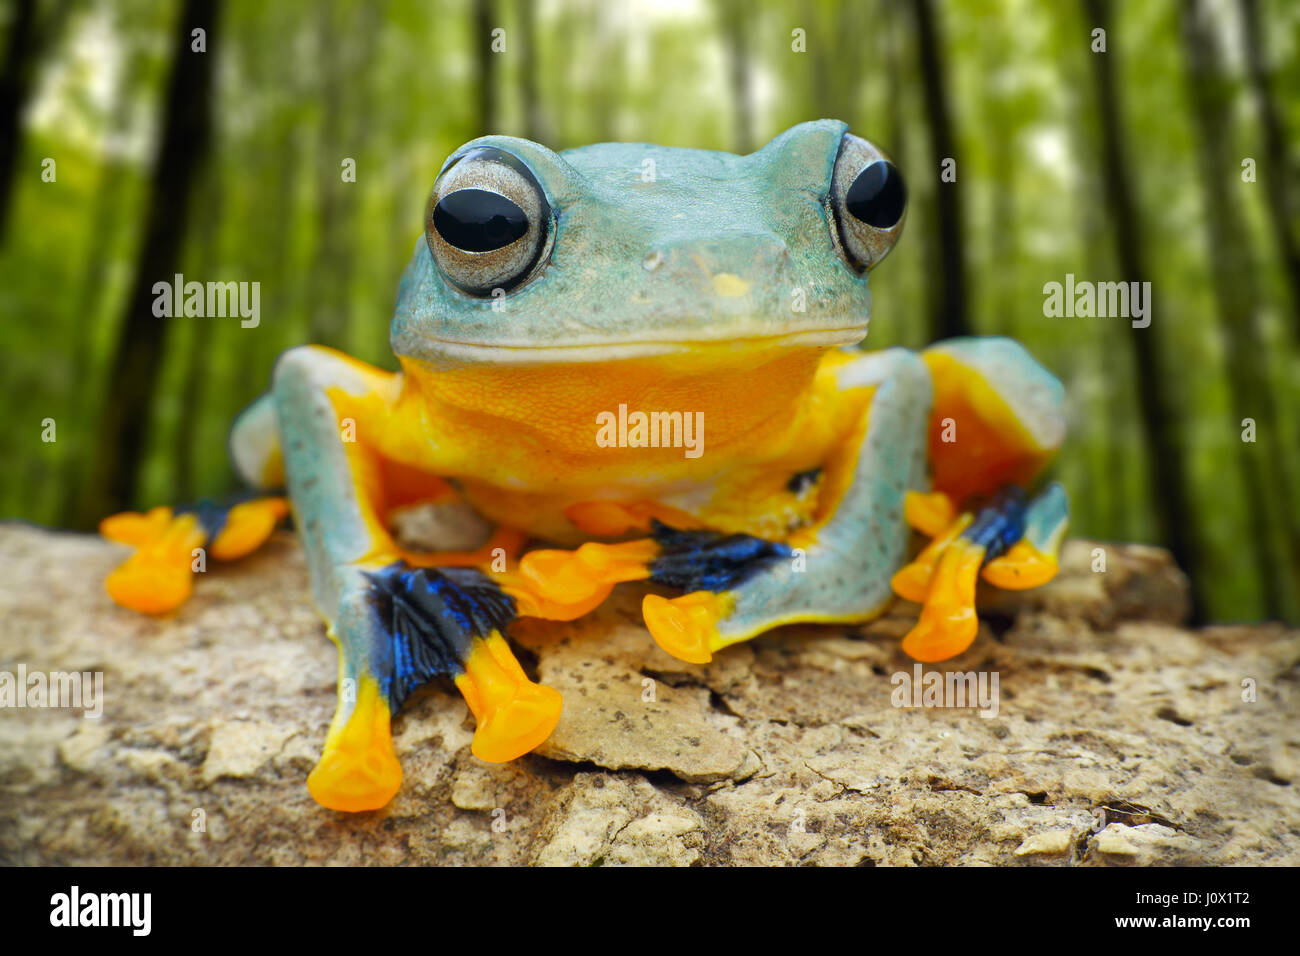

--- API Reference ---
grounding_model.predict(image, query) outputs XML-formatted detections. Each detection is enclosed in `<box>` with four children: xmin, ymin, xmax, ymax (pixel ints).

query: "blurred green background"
<box><xmin>1</xmin><ymin>0</ymin><xmax>1297</xmax><ymax>623</ymax></box>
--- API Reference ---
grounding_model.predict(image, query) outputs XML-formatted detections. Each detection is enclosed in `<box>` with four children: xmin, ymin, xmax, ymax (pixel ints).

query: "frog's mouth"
<box><xmin>415</xmin><ymin>325</ymin><xmax>867</xmax><ymax>365</ymax></box>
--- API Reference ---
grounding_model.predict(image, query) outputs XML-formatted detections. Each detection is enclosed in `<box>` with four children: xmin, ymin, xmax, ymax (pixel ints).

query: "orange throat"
<box><xmin>396</xmin><ymin>345</ymin><xmax>829</xmax><ymax>478</ymax></box>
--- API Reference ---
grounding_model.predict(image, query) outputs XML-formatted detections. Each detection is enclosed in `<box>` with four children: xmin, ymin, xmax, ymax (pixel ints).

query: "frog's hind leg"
<box><xmin>641</xmin><ymin>348</ymin><xmax>933</xmax><ymax>664</ymax></box>
<box><xmin>578</xmin><ymin>344</ymin><xmax>1066</xmax><ymax>666</ymax></box>
<box><xmin>887</xmin><ymin>337</ymin><xmax>1070</xmax><ymax>660</ymax></box>
<box><xmin>920</xmin><ymin>337</ymin><xmax>1065</xmax><ymax>502</ymax></box>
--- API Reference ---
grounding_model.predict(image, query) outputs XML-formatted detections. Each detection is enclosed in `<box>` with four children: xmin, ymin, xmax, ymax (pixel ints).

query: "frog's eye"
<box><xmin>829</xmin><ymin>134</ymin><xmax>906</xmax><ymax>273</ymax></box>
<box><xmin>425</xmin><ymin>147</ymin><xmax>552</xmax><ymax>295</ymax></box>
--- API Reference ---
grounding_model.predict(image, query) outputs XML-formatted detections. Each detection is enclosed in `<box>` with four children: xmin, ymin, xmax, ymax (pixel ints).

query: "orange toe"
<box><xmin>642</xmin><ymin>591</ymin><xmax>729</xmax><ymax>664</ymax></box>
<box><xmin>307</xmin><ymin>677</ymin><xmax>402</xmax><ymax>812</ymax></box>
<box><xmin>900</xmin><ymin>537</ymin><xmax>985</xmax><ymax>662</ymax></box>
<box><xmin>890</xmin><ymin>559</ymin><xmax>934</xmax><ymax>605</ymax></box>
<box><xmin>103</xmin><ymin>510</ymin><xmax>206</xmax><ymax>614</ymax></box>
<box><xmin>507</xmin><ymin>539</ymin><xmax>659</xmax><ymax>620</ymax></box>
<box><xmin>99</xmin><ymin>506</ymin><xmax>173</xmax><ymax>546</ymax></box>
<box><xmin>890</xmin><ymin>512</ymin><xmax>973</xmax><ymax>604</ymax></box>
<box><xmin>455</xmin><ymin>633</ymin><xmax>562</xmax><ymax>762</ymax></box>
<box><xmin>520</xmin><ymin>540</ymin><xmax>657</xmax><ymax>602</ymax></box>
<box><xmin>981</xmin><ymin>540</ymin><xmax>1059</xmax><ymax>590</ymax></box>
<box><xmin>105</xmin><ymin>553</ymin><xmax>195</xmax><ymax>614</ymax></box>
<box><xmin>903</xmin><ymin>490</ymin><xmax>958</xmax><ymax>538</ymax></box>
<box><xmin>208</xmin><ymin>497</ymin><xmax>289</xmax><ymax>561</ymax></box>
<box><xmin>900</xmin><ymin>608</ymin><xmax>980</xmax><ymax>663</ymax></box>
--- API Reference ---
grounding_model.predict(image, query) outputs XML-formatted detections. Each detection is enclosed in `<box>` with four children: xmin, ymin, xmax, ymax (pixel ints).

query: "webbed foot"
<box><xmin>640</xmin><ymin>521</ymin><xmax>791</xmax><ymax>664</ymax></box>
<box><xmin>307</xmin><ymin>674</ymin><xmax>402</xmax><ymax>812</ymax></box>
<box><xmin>456</xmin><ymin>633</ymin><xmax>562</xmax><ymax>762</ymax></box>
<box><xmin>310</xmin><ymin>562</ymin><xmax>562</xmax><ymax>812</ymax></box>
<box><xmin>100</xmin><ymin>496</ymin><xmax>289</xmax><ymax>614</ymax></box>
<box><xmin>892</xmin><ymin>483</ymin><xmax>1068</xmax><ymax>661</ymax></box>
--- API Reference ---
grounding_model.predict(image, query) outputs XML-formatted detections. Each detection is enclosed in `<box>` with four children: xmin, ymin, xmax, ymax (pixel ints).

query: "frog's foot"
<box><xmin>307</xmin><ymin>672</ymin><xmax>402</xmax><ymax>813</ymax></box>
<box><xmin>891</xmin><ymin>483</ymin><xmax>1068</xmax><ymax>662</ymax></box>
<box><xmin>309</xmin><ymin>561</ymin><xmax>562</xmax><ymax>811</ymax></box>
<box><xmin>642</xmin><ymin>591</ymin><xmax>735</xmax><ymax>664</ymax></box>
<box><xmin>455</xmin><ymin>632</ymin><xmax>562</xmax><ymax>762</ymax></box>
<box><xmin>100</xmin><ymin>496</ymin><xmax>289</xmax><ymax>614</ymax></box>
<box><xmin>502</xmin><ymin>538</ymin><xmax>661</xmax><ymax>621</ymax></box>
<box><xmin>371</xmin><ymin>561</ymin><xmax>561</xmax><ymax>763</ymax></box>
<box><xmin>640</xmin><ymin>521</ymin><xmax>792</xmax><ymax>664</ymax></box>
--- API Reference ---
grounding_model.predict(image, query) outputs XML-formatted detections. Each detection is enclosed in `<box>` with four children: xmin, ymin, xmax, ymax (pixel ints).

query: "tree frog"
<box><xmin>100</xmin><ymin>121</ymin><xmax>1068</xmax><ymax>813</ymax></box>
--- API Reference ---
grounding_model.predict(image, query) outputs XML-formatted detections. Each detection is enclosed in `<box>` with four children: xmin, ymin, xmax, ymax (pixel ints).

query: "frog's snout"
<box><xmin>645</xmin><ymin>232</ymin><xmax>793</xmax><ymax>298</ymax></box>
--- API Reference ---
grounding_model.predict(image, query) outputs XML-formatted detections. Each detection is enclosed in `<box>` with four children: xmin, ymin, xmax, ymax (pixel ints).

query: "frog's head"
<box><xmin>392</xmin><ymin>120</ymin><xmax>905</xmax><ymax>368</ymax></box>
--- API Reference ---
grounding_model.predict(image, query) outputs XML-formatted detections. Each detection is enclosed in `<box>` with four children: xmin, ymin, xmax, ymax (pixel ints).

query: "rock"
<box><xmin>0</xmin><ymin>523</ymin><xmax>1297</xmax><ymax>866</ymax></box>
<box><xmin>1089</xmin><ymin>822</ymin><xmax>1199</xmax><ymax>865</ymax></box>
<box><xmin>201</xmin><ymin>720</ymin><xmax>295</xmax><ymax>784</ymax></box>
<box><xmin>528</xmin><ymin>772</ymin><xmax>705</xmax><ymax>866</ymax></box>
<box><xmin>57</xmin><ymin>721</ymin><xmax>111</xmax><ymax>774</ymax></box>
<box><xmin>390</xmin><ymin>500</ymin><xmax>493</xmax><ymax>553</ymax></box>
<box><xmin>978</xmin><ymin>539</ymin><xmax>1192</xmax><ymax>627</ymax></box>
<box><xmin>1095</xmin><ymin>824</ymin><xmax>1140</xmax><ymax>856</ymax></box>
<box><xmin>518</xmin><ymin>610</ymin><xmax>758</xmax><ymax>784</ymax></box>
<box><xmin>1014</xmin><ymin>829</ymin><xmax>1074</xmax><ymax>857</ymax></box>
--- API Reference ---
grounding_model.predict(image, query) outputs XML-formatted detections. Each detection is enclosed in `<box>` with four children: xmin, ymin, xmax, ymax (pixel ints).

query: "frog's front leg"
<box><xmin>273</xmin><ymin>346</ymin><xmax>560</xmax><ymax>812</ymax></box>
<box><xmin>641</xmin><ymin>347</ymin><xmax>933</xmax><ymax>662</ymax></box>
<box><xmin>641</xmin><ymin>339</ymin><xmax>1069</xmax><ymax>664</ymax></box>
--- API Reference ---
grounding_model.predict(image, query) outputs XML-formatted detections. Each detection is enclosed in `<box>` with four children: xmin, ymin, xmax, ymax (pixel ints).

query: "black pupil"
<box><xmin>433</xmin><ymin>188</ymin><xmax>529</xmax><ymax>252</ymax></box>
<box><xmin>846</xmin><ymin>161</ymin><xmax>905</xmax><ymax>229</ymax></box>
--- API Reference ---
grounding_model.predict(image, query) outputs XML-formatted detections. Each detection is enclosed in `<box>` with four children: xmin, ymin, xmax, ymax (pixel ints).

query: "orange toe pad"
<box><xmin>307</xmin><ymin>677</ymin><xmax>402</xmax><ymax>813</ymax></box>
<box><xmin>455</xmin><ymin>633</ymin><xmax>562</xmax><ymax>762</ymax></box>
<box><xmin>642</xmin><ymin>591</ymin><xmax>731</xmax><ymax>664</ymax></box>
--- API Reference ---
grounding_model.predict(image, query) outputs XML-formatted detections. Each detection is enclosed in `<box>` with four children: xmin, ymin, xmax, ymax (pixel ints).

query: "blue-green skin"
<box><xmin>396</xmin><ymin>120</ymin><xmax>873</xmax><ymax>364</ymax></box>
<box><xmin>232</xmin><ymin>121</ymin><xmax>1069</xmax><ymax>769</ymax></box>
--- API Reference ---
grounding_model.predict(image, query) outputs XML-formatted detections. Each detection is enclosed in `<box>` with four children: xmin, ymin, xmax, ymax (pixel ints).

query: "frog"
<box><xmin>100</xmin><ymin>120</ymin><xmax>1069</xmax><ymax>813</ymax></box>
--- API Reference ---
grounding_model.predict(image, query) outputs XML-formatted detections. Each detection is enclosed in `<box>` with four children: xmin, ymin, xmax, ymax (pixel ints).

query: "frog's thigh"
<box><xmin>274</xmin><ymin>347</ymin><xmax>559</xmax><ymax>812</ymax></box>
<box><xmin>230</xmin><ymin>391</ymin><xmax>284</xmax><ymax>490</ymax></box>
<box><xmin>643</xmin><ymin>348</ymin><xmax>932</xmax><ymax>663</ymax></box>
<box><xmin>921</xmin><ymin>337</ymin><xmax>1065</xmax><ymax>502</ymax></box>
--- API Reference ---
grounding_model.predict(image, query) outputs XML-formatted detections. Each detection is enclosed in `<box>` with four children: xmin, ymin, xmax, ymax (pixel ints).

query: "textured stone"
<box><xmin>1014</xmin><ymin>829</ymin><xmax>1074</xmax><ymax>857</ymax></box>
<box><xmin>201</xmin><ymin>720</ymin><xmax>295</xmax><ymax>784</ymax></box>
<box><xmin>519</xmin><ymin>610</ymin><xmax>759</xmax><ymax>784</ymax></box>
<box><xmin>0</xmin><ymin>523</ymin><xmax>1297</xmax><ymax>866</ymax></box>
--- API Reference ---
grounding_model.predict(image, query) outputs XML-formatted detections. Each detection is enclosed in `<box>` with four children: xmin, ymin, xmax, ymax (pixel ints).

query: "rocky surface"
<box><xmin>1</xmin><ymin>522</ymin><xmax>1297</xmax><ymax>866</ymax></box>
